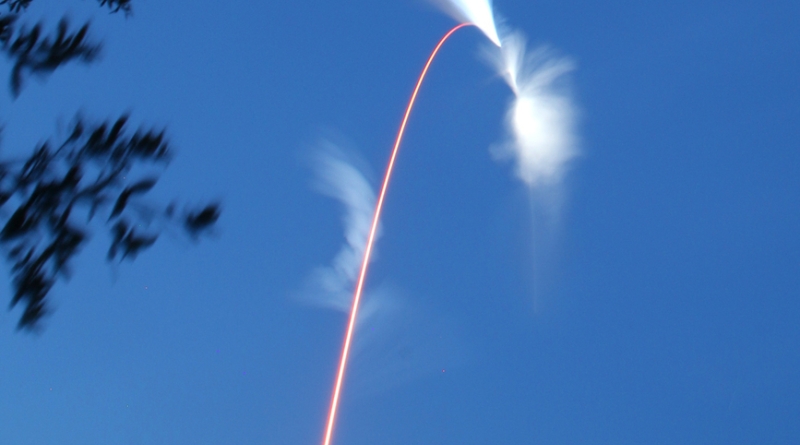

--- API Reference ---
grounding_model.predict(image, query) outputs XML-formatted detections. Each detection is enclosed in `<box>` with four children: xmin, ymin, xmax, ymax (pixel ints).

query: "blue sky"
<box><xmin>1</xmin><ymin>0</ymin><xmax>798</xmax><ymax>444</ymax></box>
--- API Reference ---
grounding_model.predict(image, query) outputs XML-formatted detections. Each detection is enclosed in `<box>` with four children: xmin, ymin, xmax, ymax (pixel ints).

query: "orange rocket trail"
<box><xmin>322</xmin><ymin>23</ymin><xmax>473</xmax><ymax>445</ymax></box>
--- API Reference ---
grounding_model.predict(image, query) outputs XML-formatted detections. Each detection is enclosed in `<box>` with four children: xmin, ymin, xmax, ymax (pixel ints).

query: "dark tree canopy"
<box><xmin>0</xmin><ymin>0</ymin><xmax>220</xmax><ymax>330</ymax></box>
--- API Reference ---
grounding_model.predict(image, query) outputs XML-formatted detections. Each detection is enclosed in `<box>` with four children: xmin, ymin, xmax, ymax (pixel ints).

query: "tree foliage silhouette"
<box><xmin>0</xmin><ymin>0</ymin><xmax>219</xmax><ymax>330</ymax></box>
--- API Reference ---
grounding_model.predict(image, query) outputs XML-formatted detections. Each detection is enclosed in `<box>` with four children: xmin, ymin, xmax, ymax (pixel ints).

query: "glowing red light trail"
<box><xmin>322</xmin><ymin>23</ymin><xmax>473</xmax><ymax>445</ymax></box>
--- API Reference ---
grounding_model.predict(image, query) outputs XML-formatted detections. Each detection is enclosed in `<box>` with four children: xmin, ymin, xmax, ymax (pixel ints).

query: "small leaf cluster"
<box><xmin>0</xmin><ymin>0</ymin><xmax>131</xmax><ymax>14</ymax></box>
<box><xmin>0</xmin><ymin>0</ymin><xmax>134</xmax><ymax>96</ymax></box>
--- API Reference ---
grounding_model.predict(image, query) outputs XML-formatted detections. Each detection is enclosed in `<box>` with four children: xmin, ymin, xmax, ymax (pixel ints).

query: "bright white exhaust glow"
<box><xmin>487</xmin><ymin>31</ymin><xmax>578</xmax><ymax>187</ymax></box>
<box><xmin>432</xmin><ymin>0</ymin><xmax>502</xmax><ymax>46</ymax></box>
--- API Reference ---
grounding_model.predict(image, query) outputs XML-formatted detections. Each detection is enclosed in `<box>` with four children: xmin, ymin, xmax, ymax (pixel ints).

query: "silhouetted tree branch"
<box><xmin>1</xmin><ymin>0</ymin><xmax>131</xmax><ymax>15</ymax></box>
<box><xmin>0</xmin><ymin>1</ymin><xmax>220</xmax><ymax>330</ymax></box>
<box><xmin>0</xmin><ymin>0</ymin><xmax>135</xmax><ymax>96</ymax></box>
<box><xmin>98</xmin><ymin>0</ymin><xmax>132</xmax><ymax>16</ymax></box>
<box><xmin>0</xmin><ymin>1</ymin><xmax>33</xmax><ymax>14</ymax></box>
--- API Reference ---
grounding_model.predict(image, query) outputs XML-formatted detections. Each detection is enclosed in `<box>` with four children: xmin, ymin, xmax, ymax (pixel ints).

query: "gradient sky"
<box><xmin>1</xmin><ymin>0</ymin><xmax>798</xmax><ymax>444</ymax></box>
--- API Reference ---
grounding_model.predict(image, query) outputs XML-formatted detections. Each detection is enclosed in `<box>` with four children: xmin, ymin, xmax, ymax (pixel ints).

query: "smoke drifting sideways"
<box><xmin>299</xmin><ymin>140</ymin><xmax>381</xmax><ymax>317</ymax></box>
<box><xmin>487</xmin><ymin>31</ymin><xmax>579</xmax><ymax>190</ymax></box>
<box><xmin>299</xmin><ymin>140</ymin><xmax>463</xmax><ymax>395</ymax></box>
<box><xmin>431</xmin><ymin>0</ymin><xmax>502</xmax><ymax>47</ymax></box>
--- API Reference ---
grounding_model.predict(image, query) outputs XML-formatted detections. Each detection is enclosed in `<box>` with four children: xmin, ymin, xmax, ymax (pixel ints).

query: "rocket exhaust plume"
<box><xmin>431</xmin><ymin>0</ymin><xmax>502</xmax><ymax>46</ymax></box>
<box><xmin>487</xmin><ymin>31</ymin><xmax>579</xmax><ymax>188</ymax></box>
<box><xmin>321</xmin><ymin>23</ymin><xmax>473</xmax><ymax>445</ymax></box>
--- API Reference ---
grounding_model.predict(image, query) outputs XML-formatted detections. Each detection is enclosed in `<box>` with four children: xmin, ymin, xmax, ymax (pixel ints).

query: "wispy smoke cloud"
<box><xmin>299</xmin><ymin>140</ymin><xmax>379</xmax><ymax>316</ymax></box>
<box><xmin>486</xmin><ymin>31</ymin><xmax>579</xmax><ymax>188</ymax></box>
<box><xmin>299</xmin><ymin>140</ymin><xmax>464</xmax><ymax>395</ymax></box>
<box><xmin>345</xmin><ymin>284</ymin><xmax>464</xmax><ymax>398</ymax></box>
<box><xmin>431</xmin><ymin>0</ymin><xmax>502</xmax><ymax>46</ymax></box>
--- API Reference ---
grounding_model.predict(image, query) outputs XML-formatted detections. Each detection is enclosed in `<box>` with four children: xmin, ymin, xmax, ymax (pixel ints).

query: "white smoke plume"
<box><xmin>299</xmin><ymin>140</ymin><xmax>380</xmax><ymax>316</ymax></box>
<box><xmin>299</xmin><ymin>141</ymin><xmax>464</xmax><ymax>395</ymax></box>
<box><xmin>487</xmin><ymin>31</ymin><xmax>579</xmax><ymax>188</ymax></box>
<box><xmin>430</xmin><ymin>0</ymin><xmax>502</xmax><ymax>46</ymax></box>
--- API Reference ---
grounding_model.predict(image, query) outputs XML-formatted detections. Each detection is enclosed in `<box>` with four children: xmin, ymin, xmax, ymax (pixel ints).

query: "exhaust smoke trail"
<box><xmin>431</xmin><ymin>0</ymin><xmax>502</xmax><ymax>46</ymax></box>
<box><xmin>486</xmin><ymin>31</ymin><xmax>579</xmax><ymax>188</ymax></box>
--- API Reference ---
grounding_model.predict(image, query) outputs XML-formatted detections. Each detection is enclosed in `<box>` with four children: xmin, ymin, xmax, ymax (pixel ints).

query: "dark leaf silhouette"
<box><xmin>98</xmin><ymin>0</ymin><xmax>132</xmax><ymax>16</ymax></box>
<box><xmin>0</xmin><ymin>15</ymin><xmax>16</xmax><ymax>43</ymax></box>
<box><xmin>107</xmin><ymin>220</ymin><xmax>127</xmax><ymax>260</ymax></box>
<box><xmin>184</xmin><ymin>204</ymin><xmax>220</xmax><ymax>238</ymax></box>
<box><xmin>108</xmin><ymin>178</ymin><xmax>157</xmax><ymax>219</ymax></box>
<box><xmin>106</xmin><ymin>220</ymin><xmax>156</xmax><ymax>260</ymax></box>
<box><xmin>121</xmin><ymin>230</ymin><xmax>157</xmax><ymax>260</ymax></box>
<box><xmin>0</xmin><ymin>0</ymin><xmax>32</xmax><ymax>13</ymax></box>
<box><xmin>4</xmin><ymin>19</ymin><xmax>100</xmax><ymax>96</ymax></box>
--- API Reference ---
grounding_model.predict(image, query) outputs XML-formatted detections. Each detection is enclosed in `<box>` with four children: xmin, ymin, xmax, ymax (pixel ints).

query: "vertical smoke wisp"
<box><xmin>487</xmin><ymin>31</ymin><xmax>579</xmax><ymax>189</ymax></box>
<box><xmin>431</xmin><ymin>0</ymin><xmax>502</xmax><ymax>46</ymax></box>
<box><xmin>301</xmin><ymin>141</ymin><xmax>381</xmax><ymax>316</ymax></box>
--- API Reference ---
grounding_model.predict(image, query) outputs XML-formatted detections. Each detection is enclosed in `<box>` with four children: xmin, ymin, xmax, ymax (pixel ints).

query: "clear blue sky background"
<box><xmin>1</xmin><ymin>0</ymin><xmax>798</xmax><ymax>443</ymax></box>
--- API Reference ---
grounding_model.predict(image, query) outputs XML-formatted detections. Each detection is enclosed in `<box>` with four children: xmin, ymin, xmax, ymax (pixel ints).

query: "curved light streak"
<box><xmin>322</xmin><ymin>23</ymin><xmax>474</xmax><ymax>445</ymax></box>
